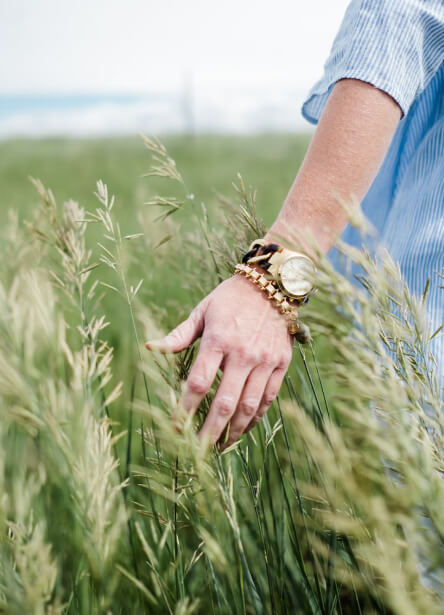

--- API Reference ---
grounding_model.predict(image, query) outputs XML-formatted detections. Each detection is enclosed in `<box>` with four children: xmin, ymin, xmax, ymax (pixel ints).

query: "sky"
<box><xmin>0</xmin><ymin>0</ymin><xmax>350</xmax><ymax>135</ymax></box>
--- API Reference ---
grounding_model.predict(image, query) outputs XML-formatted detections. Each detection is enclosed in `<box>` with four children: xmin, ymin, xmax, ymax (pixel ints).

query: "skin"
<box><xmin>146</xmin><ymin>78</ymin><xmax>402</xmax><ymax>448</ymax></box>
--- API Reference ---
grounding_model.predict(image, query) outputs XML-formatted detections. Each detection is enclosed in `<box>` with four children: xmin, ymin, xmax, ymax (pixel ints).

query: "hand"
<box><xmin>146</xmin><ymin>274</ymin><xmax>294</xmax><ymax>447</ymax></box>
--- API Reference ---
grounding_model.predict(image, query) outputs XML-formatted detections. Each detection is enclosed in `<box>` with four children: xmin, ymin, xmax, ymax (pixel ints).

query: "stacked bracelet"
<box><xmin>234</xmin><ymin>263</ymin><xmax>300</xmax><ymax>335</ymax></box>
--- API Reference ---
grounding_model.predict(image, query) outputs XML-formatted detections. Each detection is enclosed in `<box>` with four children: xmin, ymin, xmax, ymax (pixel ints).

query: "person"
<box><xmin>146</xmin><ymin>0</ymin><xmax>444</xmax><ymax>447</ymax></box>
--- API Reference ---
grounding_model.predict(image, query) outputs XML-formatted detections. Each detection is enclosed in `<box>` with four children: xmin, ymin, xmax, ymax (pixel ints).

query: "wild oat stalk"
<box><xmin>0</xmin><ymin>186</ymin><xmax>129</xmax><ymax>613</ymax></box>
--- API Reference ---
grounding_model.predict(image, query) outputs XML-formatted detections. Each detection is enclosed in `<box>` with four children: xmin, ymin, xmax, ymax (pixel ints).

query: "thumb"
<box><xmin>146</xmin><ymin>304</ymin><xmax>205</xmax><ymax>354</ymax></box>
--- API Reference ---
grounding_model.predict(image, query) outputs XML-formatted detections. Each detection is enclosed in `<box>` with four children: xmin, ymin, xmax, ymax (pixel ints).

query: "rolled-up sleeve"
<box><xmin>302</xmin><ymin>0</ymin><xmax>444</xmax><ymax>124</ymax></box>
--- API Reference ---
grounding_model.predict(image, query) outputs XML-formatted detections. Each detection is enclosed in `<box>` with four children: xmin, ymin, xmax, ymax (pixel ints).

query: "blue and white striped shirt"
<box><xmin>302</xmin><ymin>0</ymin><xmax>444</xmax><ymax>390</ymax></box>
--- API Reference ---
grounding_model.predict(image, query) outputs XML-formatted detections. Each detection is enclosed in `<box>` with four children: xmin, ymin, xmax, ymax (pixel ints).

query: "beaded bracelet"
<box><xmin>234</xmin><ymin>263</ymin><xmax>300</xmax><ymax>335</ymax></box>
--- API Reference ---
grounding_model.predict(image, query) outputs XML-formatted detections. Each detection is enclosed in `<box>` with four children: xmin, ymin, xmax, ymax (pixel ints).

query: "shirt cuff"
<box><xmin>302</xmin><ymin>71</ymin><xmax>407</xmax><ymax>126</ymax></box>
<box><xmin>302</xmin><ymin>0</ymin><xmax>444</xmax><ymax>125</ymax></box>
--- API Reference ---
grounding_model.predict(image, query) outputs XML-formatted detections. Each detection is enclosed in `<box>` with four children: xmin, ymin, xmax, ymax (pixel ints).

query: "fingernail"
<box><xmin>145</xmin><ymin>339</ymin><xmax>162</xmax><ymax>350</ymax></box>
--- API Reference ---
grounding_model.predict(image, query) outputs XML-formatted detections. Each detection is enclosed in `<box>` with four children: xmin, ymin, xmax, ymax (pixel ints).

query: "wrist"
<box><xmin>234</xmin><ymin>263</ymin><xmax>300</xmax><ymax>336</ymax></box>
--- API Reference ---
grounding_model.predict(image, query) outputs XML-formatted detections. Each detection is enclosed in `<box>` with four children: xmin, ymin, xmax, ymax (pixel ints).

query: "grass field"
<box><xmin>0</xmin><ymin>134</ymin><xmax>442</xmax><ymax>614</ymax></box>
<box><xmin>0</xmin><ymin>135</ymin><xmax>310</xmax><ymax>229</ymax></box>
<box><xmin>0</xmin><ymin>134</ymin><xmax>311</xmax><ymax>383</ymax></box>
<box><xmin>0</xmin><ymin>136</ymin><xmax>311</xmax><ymax>311</ymax></box>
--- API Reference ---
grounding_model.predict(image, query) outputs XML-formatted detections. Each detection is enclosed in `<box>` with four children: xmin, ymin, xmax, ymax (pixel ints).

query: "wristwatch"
<box><xmin>242</xmin><ymin>239</ymin><xmax>316</xmax><ymax>304</ymax></box>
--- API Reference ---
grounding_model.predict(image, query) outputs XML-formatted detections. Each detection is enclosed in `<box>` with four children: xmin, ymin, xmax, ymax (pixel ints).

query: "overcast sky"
<box><xmin>0</xmin><ymin>0</ymin><xmax>350</xmax><ymax>95</ymax></box>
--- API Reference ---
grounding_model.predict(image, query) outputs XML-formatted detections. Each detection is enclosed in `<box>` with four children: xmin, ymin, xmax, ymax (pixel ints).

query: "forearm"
<box><xmin>266</xmin><ymin>79</ymin><xmax>402</xmax><ymax>254</ymax></box>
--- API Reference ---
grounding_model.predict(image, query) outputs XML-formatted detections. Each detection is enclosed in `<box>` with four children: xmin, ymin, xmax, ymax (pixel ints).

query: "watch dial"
<box><xmin>279</xmin><ymin>256</ymin><xmax>315</xmax><ymax>297</ymax></box>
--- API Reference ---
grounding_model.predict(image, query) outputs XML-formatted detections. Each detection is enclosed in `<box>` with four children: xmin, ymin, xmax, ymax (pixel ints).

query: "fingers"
<box><xmin>244</xmin><ymin>367</ymin><xmax>287</xmax><ymax>434</ymax></box>
<box><xmin>146</xmin><ymin>303</ymin><xmax>206</xmax><ymax>354</ymax></box>
<box><xmin>180</xmin><ymin>345</ymin><xmax>224</xmax><ymax>416</ymax></box>
<box><xmin>222</xmin><ymin>364</ymin><xmax>273</xmax><ymax>447</ymax></box>
<box><xmin>198</xmin><ymin>357</ymin><xmax>252</xmax><ymax>445</ymax></box>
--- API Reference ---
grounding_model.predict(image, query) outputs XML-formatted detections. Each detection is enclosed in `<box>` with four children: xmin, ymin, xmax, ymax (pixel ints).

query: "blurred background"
<box><xmin>1</xmin><ymin>0</ymin><xmax>348</xmax><ymax>137</ymax></box>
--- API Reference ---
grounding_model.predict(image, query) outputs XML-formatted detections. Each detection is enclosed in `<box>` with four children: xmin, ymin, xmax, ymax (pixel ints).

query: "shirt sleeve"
<box><xmin>302</xmin><ymin>0</ymin><xmax>444</xmax><ymax>124</ymax></box>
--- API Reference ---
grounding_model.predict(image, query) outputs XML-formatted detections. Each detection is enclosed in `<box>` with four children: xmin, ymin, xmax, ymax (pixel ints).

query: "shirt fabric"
<box><xmin>302</xmin><ymin>0</ymin><xmax>444</xmax><ymax>392</ymax></box>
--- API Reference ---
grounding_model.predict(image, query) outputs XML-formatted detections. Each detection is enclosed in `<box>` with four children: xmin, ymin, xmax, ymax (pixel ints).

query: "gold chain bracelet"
<box><xmin>234</xmin><ymin>263</ymin><xmax>300</xmax><ymax>335</ymax></box>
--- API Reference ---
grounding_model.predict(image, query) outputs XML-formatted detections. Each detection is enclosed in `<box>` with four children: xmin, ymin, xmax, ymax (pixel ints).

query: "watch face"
<box><xmin>279</xmin><ymin>256</ymin><xmax>315</xmax><ymax>298</ymax></box>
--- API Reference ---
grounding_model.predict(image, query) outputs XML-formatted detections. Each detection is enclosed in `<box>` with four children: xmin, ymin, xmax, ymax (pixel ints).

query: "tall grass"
<box><xmin>0</xmin><ymin>138</ymin><xmax>441</xmax><ymax>614</ymax></box>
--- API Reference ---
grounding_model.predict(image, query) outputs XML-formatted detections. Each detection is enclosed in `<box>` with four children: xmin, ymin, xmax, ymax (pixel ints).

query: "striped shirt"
<box><xmin>302</xmin><ymin>0</ymin><xmax>444</xmax><ymax>391</ymax></box>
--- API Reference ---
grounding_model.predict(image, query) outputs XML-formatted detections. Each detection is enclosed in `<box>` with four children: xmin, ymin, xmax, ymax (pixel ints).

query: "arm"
<box><xmin>146</xmin><ymin>78</ymin><xmax>401</xmax><ymax>447</ymax></box>
<box><xmin>266</xmin><ymin>78</ymin><xmax>401</xmax><ymax>253</ymax></box>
